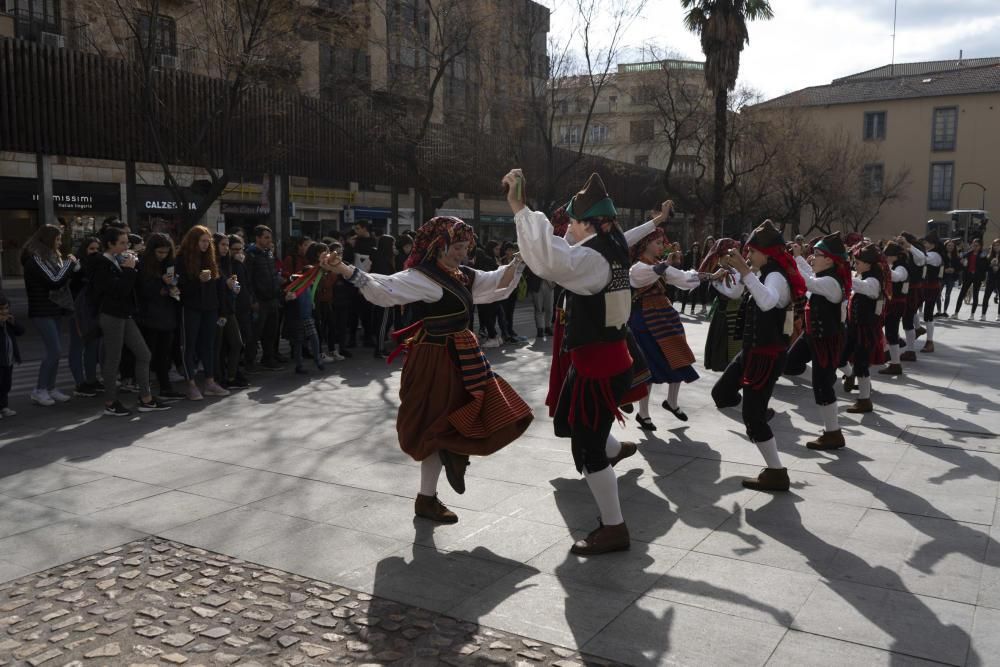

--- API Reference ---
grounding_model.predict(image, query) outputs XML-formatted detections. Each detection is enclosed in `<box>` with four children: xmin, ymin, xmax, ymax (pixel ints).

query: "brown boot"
<box><xmin>900</xmin><ymin>351</ymin><xmax>917</xmax><ymax>362</ymax></box>
<box><xmin>921</xmin><ymin>341</ymin><xmax>935</xmax><ymax>353</ymax></box>
<box><xmin>438</xmin><ymin>450</ymin><xmax>469</xmax><ymax>495</ymax></box>
<box><xmin>842</xmin><ymin>375</ymin><xmax>856</xmax><ymax>392</ymax></box>
<box><xmin>915</xmin><ymin>326</ymin><xmax>927</xmax><ymax>339</ymax></box>
<box><xmin>414</xmin><ymin>494</ymin><xmax>458</xmax><ymax>523</ymax></box>
<box><xmin>570</xmin><ymin>522</ymin><xmax>630</xmax><ymax>556</ymax></box>
<box><xmin>847</xmin><ymin>398</ymin><xmax>874</xmax><ymax>414</ymax></box>
<box><xmin>742</xmin><ymin>468</ymin><xmax>790</xmax><ymax>492</ymax></box>
<box><xmin>806</xmin><ymin>430</ymin><xmax>846</xmax><ymax>450</ymax></box>
<box><xmin>609</xmin><ymin>442</ymin><xmax>637</xmax><ymax>467</ymax></box>
<box><xmin>878</xmin><ymin>363</ymin><xmax>903</xmax><ymax>375</ymax></box>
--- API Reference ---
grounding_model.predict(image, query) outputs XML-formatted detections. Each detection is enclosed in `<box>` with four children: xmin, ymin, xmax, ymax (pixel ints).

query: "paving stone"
<box><xmin>133</xmin><ymin>645</ymin><xmax>163</xmax><ymax>658</ymax></box>
<box><xmin>83</xmin><ymin>642</ymin><xmax>121</xmax><ymax>658</ymax></box>
<box><xmin>160</xmin><ymin>653</ymin><xmax>188</xmax><ymax>664</ymax></box>
<box><xmin>200</xmin><ymin>626</ymin><xmax>230</xmax><ymax>639</ymax></box>
<box><xmin>26</xmin><ymin>648</ymin><xmax>63</xmax><ymax>666</ymax></box>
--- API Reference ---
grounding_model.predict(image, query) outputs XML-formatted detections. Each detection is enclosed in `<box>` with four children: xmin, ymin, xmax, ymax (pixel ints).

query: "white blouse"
<box><xmin>852</xmin><ymin>276</ymin><xmax>882</xmax><ymax>299</ymax></box>
<box><xmin>629</xmin><ymin>262</ymin><xmax>701</xmax><ymax>291</ymax></box>
<box><xmin>795</xmin><ymin>256</ymin><xmax>843</xmax><ymax>304</ymax></box>
<box><xmin>349</xmin><ymin>264</ymin><xmax>523</xmax><ymax>308</ymax></box>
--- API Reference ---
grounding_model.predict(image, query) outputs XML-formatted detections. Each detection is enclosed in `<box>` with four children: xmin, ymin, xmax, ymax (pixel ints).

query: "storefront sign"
<box><xmin>221</xmin><ymin>200</ymin><xmax>270</xmax><ymax>216</ymax></box>
<box><xmin>0</xmin><ymin>177</ymin><xmax>120</xmax><ymax>212</ymax></box>
<box><xmin>136</xmin><ymin>185</ymin><xmax>201</xmax><ymax>214</ymax></box>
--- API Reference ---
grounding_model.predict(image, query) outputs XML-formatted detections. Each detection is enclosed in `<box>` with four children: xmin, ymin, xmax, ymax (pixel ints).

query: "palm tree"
<box><xmin>682</xmin><ymin>0</ymin><xmax>773</xmax><ymax>235</ymax></box>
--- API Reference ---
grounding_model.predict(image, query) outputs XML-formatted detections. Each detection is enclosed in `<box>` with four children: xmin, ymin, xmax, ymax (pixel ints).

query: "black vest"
<box><xmin>806</xmin><ymin>267</ymin><xmax>845</xmax><ymax>338</ymax></box>
<box><xmin>411</xmin><ymin>263</ymin><xmax>476</xmax><ymax>335</ymax></box>
<box><xmin>739</xmin><ymin>263</ymin><xmax>790</xmax><ymax>350</ymax></box>
<box><xmin>925</xmin><ymin>255</ymin><xmax>942</xmax><ymax>281</ymax></box>
<box><xmin>905</xmin><ymin>252</ymin><xmax>923</xmax><ymax>285</ymax></box>
<box><xmin>850</xmin><ymin>269</ymin><xmax>881</xmax><ymax>326</ymax></box>
<box><xmin>891</xmin><ymin>259</ymin><xmax>908</xmax><ymax>298</ymax></box>
<box><xmin>564</xmin><ymin>233</ymin><xmax>631</xmax><ymax>350</ymax></box>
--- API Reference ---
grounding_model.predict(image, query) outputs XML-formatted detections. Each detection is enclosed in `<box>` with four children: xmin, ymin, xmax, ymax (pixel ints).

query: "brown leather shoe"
<box><xmin>609</xmin><ymin>442</ymin><xmax>637</xmax><ymax>467</ymax></box>
<box><xmin>847</xmin><ymin>398</ymin><xmax>874</xmax><ymax>414</ymax></box>
<box><xmin>742</xmin><ymin>468</ymin><xmax>790</xmax><ymax>492</ymax></box>
<box><xmin>921</xmin><ymin>341</ymin><xmax>935</xmax><ymax>353</ymax></box>
<box><xmin>842</xmin><ymin>375</ymin><xmax>856</xmax><ymax>392</ymax></box>
<box><xmin>438</xmin><ymin>450</ymin><xmax>469</xmax><ymax>495</ymax></box>
<box><xmin>570</xmin><ymin>522</ymin><xmax>630</xmax><ymax>556</ymax></box>
<box><xmin>414</xmin><ymin>494</ymin><xmax>458</xmax><ymax>523</ymax></box>
<box><xmin>900</xmin><ymin>351</ymin><xmax>917</xmax><ymax>362</ymax></box>
<box><xmin>807</xmin><ymin>430</ymin><xmax>846</xmax><ymax>450</ymax></box>
<box><xmin>878</xmin><ymin>363</ymin><xmax>903</xmax><ymax>375</ymax></box>
<box><xmin>915</xmin><ymin>326</ymin><xmax>927</xmax><ymax>339</ymax></box>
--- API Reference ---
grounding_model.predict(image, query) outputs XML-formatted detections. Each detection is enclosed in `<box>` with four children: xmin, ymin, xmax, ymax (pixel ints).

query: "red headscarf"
<box><xmin>698</xmin><ymin>237</ymin><xmax>740</xmax><ymax>274</ymax></box>
<box><xmin>550</xmin><ymin>206</ymin><xmax>569</xmax><ymax>238</ymax></box>
<box><xmin>403</xmin><ymin>216</ymin><xmax>475</xmax><ymax>270</ymax></box>
<box><xmin>631</xmin><ymin>227</ymin><xmax>666</xmax><ymax>263</ymax></box>
<box><xmin>748</xmin><ymin>242</ymin><xmax>808</xmax><ymax>300</ymax></box>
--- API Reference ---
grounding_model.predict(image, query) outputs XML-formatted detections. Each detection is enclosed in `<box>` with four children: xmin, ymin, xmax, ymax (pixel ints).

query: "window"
<box><xmin>136</xmin><ymin>12</ymin><xmax>177</xmax><ymax>57</ymax></box>
<box><xmin>928</xmin><ymin>162</ymin><xmax>954</xmax><ymax>210</ymax></box>
<box><xmin>932</xmin><ymin>107</ymin><xmax>958</xmax><ymax>151</ymax></box>
<box><xmin>863</xmin><ymin>111</ymin><xmax>886</xmax><ymax>140</ymax></box>
<box><xmin>634</xmin><ymin>155</ymin><xmax>649</xmax><ymax>168</ymax></box>
<box><xmin>560</xmin><ymin>125</ymin><xmax>581</xmax><ymax>145</ymax></box>
<box><xmin>632</xmin><ymin>85</ymin><xmax>655</xmax><ymax>105</ymax></box>
<box><xmin>11</xmin><ymin>0</ymin><xmax>60</xmax><ymax>34</ymax></box>
<box><xmin>559</xmin><ymin>100</ymin><xmax>568</xmax><ymax>114</ymax></box>
<box><xmin>675</xmin><ymin>155</ymin><xmax>698</xmax><ymax>177</ymax></box>
<box><xmin>630</xmin><ymin>119</ymin><xmax>654</xmax><ymax>142</ymax></box>
<box><xmin>319</xmin><ymin>45</ymin><xmax>370</xmax><ymax>91</ymax></box>
<box><xmin>589</xmin><ymin>124</ymin><xmax>609</xmax><ymax>144</ymax></box>
<box><xmin>575</xmin><ymin>99</ymin><xmax>585</xmax><ymax>113</ymax></box>
<box><xmin>608</xmin><ymin>95</ymin><xmax>618</xmax><ymax>111</ymax></box>
<box><xmin>863</xmin><ymin>163</ymin><xmax>884</xmax><ymax>195</ymax></box>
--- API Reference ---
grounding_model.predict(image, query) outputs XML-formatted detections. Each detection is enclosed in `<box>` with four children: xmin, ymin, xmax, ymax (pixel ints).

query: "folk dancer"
<box><xmin>898</xmin><ymin>232</ymin><xmax>926</xmax><ymax>361</ymax></box>
<box><xmin>841</xmin><ymin>243</ymin><xmax>891</xmax><ymax>413</ymax></box>
<box><xmin>918</xmin><ymin>232</ymin><xmax>944</xmax><ymax>353</ymax></box>
<box><xmin>878</xmin><ymin>241</ymin><xmax>909</xmax><ymax>376</ymax></box>
<box><xmin>321</xmin><ymin>217</ymin><xmax>532</xmax><ymax>523</ymax></box>
<box><xmin>700</xmin><ymin>238</ymin><xmax>743</xmax><ymax>372</ymax></box>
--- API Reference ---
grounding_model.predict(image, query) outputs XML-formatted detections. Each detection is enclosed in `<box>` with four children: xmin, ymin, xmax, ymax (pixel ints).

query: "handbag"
<box><xmin>49</xmin><ymin>285</ymin><xmax>75</xmax><ymax>312</ymax></box>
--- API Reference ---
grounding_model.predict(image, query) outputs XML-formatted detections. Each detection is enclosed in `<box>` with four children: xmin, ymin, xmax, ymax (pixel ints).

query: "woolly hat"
<box><xmin>883</xmin><ymin>241</ymin><xmax>905</xmax><ymax>258</ymax></box>
<box><xmin>566</xmin><ymin>173</ymin><xmax>616</xmax><ymax>221</ymax></box>
<box><xmin>900</xmin><ymin>231</ymin><xmax>920</xmax><ymax>245</ymax></box>
<box><xmin>853</xmin><ymin>243</ymin><xmax>883</xmax><ymax>265</ymax></box>
<box><xmin>813</xmin><ymin>231</ymin><xmax>849</xmax><ymax>261</ymax></box>
<box><xmin>745</xmin><ymin>219</ymin><xmax>785</xmax><ymax>250</ymax></box>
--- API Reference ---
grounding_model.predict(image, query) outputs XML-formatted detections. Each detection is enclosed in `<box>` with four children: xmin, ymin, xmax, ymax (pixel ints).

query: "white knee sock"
<box><xmin>905</xmin><ymin>329</ymin><xmax>916</xmax><ymax>350</ymax></box>
<box><xmin>889</xmin><ymin>344</ymin><xmax>901</xmax><ymax>364</ymax></box>
<box><xmin>666</xmin><ymin>382</ymin><xmax>680</xmax><ymax>409</ymax></box>
<box><xmin>584</xmin><ymin>466</ymin><xmax>624</xmax><ymax>525</ymax></box>
<box><xmin>821</xmin><ymin>402</ymin><xmax>840</xmax><ymax>433</ymax></box>
<box><xmin>913</xmin><ymin>312</ymin><xmax>922</xmax><ymax>330</ymax></box>
<box><xmin>858</xmin><ymin>377</ymin><xmax>872</xmax><ymax>400</ymax></box>
<box><xmin>926</xmin><ymin>321</ymin><xmax>935</xmax><ymax>342</ymax></box>
<box><xmin>420</xmin><ymin>457</ymin><xmax>442</xmax><ymax>496</ymax></box>
<box><xmin>638</xmin><ymin>395</ymin><xmax>651</xmax><ymax>420</ymax></box>
<box><xmin>755</xmin><ymin>438</ymin><xmax>783</xmax><ymax>469</ymax></box>
<box><xmin>605</xmin><ymin>434</ymin><xmax>622</xmax><ymax>459</ymax></box>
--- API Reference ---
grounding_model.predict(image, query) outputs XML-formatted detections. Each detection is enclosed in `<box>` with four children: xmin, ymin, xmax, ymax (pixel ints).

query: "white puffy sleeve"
<box><xmin>624</xmin><ymin>220</ymin><xmax>657</xmax><ymax>248</ymax></box>
<box><xmin>909</xmin><ymin>246</ymin><xmax>926</xmax><ymax>266</ymax></box>
<box><xmin>744</xmin><ymin>270</ymin><xmax>790</xmax><ymax>311</ymax></box>
<box><xmin>852</xmin><ymin>276</ymin><xmax>881</xmax><ymax>298</ymax></box>
<box><xmin>795</xmin><ymin>256</ymin><xmax>843</xmax><ymax>304</ymax></box>
<box><xmin>348</xmin><ymin>268</ymin><xmax>443</xmax><ymax>307</ymax></box>
<box><xmin>891</xmin><ymin>265</ymin><xmax>908</xmax><ymax>282</ymax></box>
<box><xmin>515</xmin><ymin>208</ymin><xmax>611</xmax><ymax>296</ymax></box>
<box><xmin>926</xmin><ymin>251</ymin><xmax>943</xmax><ymax>268</ymax></box>
<box><xmin>713</xmin><ymin>270</ymin><xmax>744</xmax><ymax>299</ymax></box>
<box><xmin>471</xmin><ymin>263</ymin><xmax>525</xmax><ymax>304</ymax></box>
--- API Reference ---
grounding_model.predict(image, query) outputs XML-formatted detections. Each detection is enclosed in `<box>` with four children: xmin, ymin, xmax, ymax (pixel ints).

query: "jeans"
<box><xmin>0</xmin><ymin>365</ymin><xmax>11</xmax><ymax>408</ymax></box>
<box><xmin>531</xmin><ymin>282</ymin><xmax>554</xmax><ymax>330</ymax></box>
<box><xmin>100</xmin><ymin>314</ymin><xmax>151</xmax><ymax>399</ymax></box>
<box><xmin>31</xmin><ymin>317</ymin><xmax>62</xmax><ymax>391</ymax></box>
<box><xmin>292</xmin><ymin>320</ymin><xmax>321</xmax><ymax>370</ymax></box>
<box><xmin>215</xmin><ymin>315</ymin><xmax>243</xmax><ymax>381</ymax></box>
<box><xmin>251</xmin><ymin>299</ymin><xmax>280</xmax><ymax>364</ymax></box>
<box><xmin>141</xmin><ymin>326</ymin><xmax>175</xmax><ymax>390</ymax></box>
<box><xmin>183</xmin><ymin>308</ymin><xmax>219</xmax><ymax>379</ymax></box>
<box><xmin>68</xmin><ymin>322</ymin><xmax>99</xmax><ymax>386</ymax></box>
<box><xmin>955</xmin><ymin>276</ymin><xmax>982</xmax><ymax>315</ymax></box>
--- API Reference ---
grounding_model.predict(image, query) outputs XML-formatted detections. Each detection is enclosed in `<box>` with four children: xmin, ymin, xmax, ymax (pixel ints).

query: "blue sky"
<box><xmin>544</xmin><ymin>0</ymin><xmax>1000</xmax><ymax>99</ymax></box>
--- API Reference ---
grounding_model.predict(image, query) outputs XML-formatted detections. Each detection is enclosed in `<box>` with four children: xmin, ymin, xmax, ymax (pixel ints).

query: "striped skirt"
<box><xmin>629</xmin><ymin>295</ymin><xmax>699</xmax><ymax>385</ymax></box>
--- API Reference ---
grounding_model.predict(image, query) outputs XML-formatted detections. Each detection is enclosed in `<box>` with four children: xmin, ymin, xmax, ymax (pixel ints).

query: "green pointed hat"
<box><xmin>813</xmin><ymin>231</ymin><xmax>849</xmax><ymax>260</ymax></box>
<box><xmin>566</xmin><ymin>173</ymin><xmax>617</xmax><ymax>220</ymax></box>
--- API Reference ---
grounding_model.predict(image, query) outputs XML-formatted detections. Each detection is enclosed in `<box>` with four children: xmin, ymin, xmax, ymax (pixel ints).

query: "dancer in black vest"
<box><xmin>879</xmin><ymin>241</ymin><xmax>909</xmax><ymax>376</ymax></box>
<box><xmin>322</xmin><ymin>217</ymin><xmax>532</xmax><ymax>523</ymax></box>
<box><xmin>507</xmin><ymin>169</ymin><xmax>635</xmax><ymax>555</ymax></box>
<box><xmin>711</xmin><ymin>221</ymin><xmax>807</xmax><ymax>491</ymax></box>
<box><xmin>842</xmin><ymin>243</ymin><xmax>891</xmax><ymax>413</ymax></box>
<box><xmin>919</xmin><ymin>232</ymin><xmax>944</xmax><ymax>352</ymax></box>
<box><xmin>898</xmin><ymin>233</ymin><xmax>926</xmax><ymax>362</ymax></box>
<box><xmin>791</xmin><ymin>232</ymin><xmax>851</xmax><ymax>450</ymax></box>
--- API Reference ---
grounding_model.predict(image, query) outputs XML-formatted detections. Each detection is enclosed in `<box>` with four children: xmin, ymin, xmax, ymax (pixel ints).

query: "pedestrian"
<box><xmin>281</xmin><ymin>236</ymin><xmax>312</xmax><ymax>281</ymax></box>
<box><xmin>939</xmin><ymin>239</ymin><xmax>961</xmax><ymax>316</ymax></box>
<box><xmin>711</xmin><ymin>220</ymin><xmax>806</xmax><ymax>492</ymax></box>
<box><xmin>700</xmin><ymin>238</ymin><xmax>743</xmax><ymax>372</ymax></box>
<box><xmin>246</xmin><ymin>225</ymin><xmax>283</xmax><ymax>370</ymax></box>
<box><xmin>954</xmin><ymin>238</ymin><xmax>986</xmax><ymax>319</ymax></box>
<box><xmin>509</xmin><ymin>169</ymin><xmax>638</xmax><ymax>555</ymax></box>
<box><xmin>628</xmin><ymin>227</ymin><xmax>702</xmax><ymax>431</ymax></box>
<box><xmin>283</xmin><ymin>243</ymin><xmax>329</xmax><ymax>374</ymax></box>
<box><xmin>176</xmin><ymin>225</ymin><xmax>231</xmax><ymax>401</ymax></box>
<box><xmin>91</xmin><ymin>226</ymin><xmax>169</xmax><ymax>416</ymax></box>
<box><xmin>680</xmin><ymin>242</ymin><xmax>701</xmax><ymax>314</ymax></box>
<box><xmin>214</xmin><ymin>233</ymin><xmax>248</xmax><ymax>389</ymax></box>
<box><xmin>68</xmin><ymin>236</ymin><xmax>102</xmax><ymax>397</ymax></box>
<box><xmin>499</xmin><ymin>242</ymin><xmax>526</xmax><ymax>343</ymax></box>
<box><xmin>321</xmin><ymin>215</ymin><xmax>531</xmax><ymax>524</ymax></box>
<box><xmin>21</xmin><ymin>224</ymin><xmax>78</xmax><ymax>406</ymax></box>
<box><xmin>136</xmin><ymin>233</ymin><xmax>185</xmax><ymax>401</ymax></box>
<box><xmin>227</xmin><ymin>235</ymin><xmax>256</xmax><ymax>381</ymax></box>
<box><xmin>369</xmin><ymin>235</ymin><xmax>398</xmax><ymax>358</ymax></box>
<box><xmin>0</xmin><ymin>294</ymin><xmax>24</xmax><ymax>419</ymax></box>
<box><xmin>982</xmin><ymin>239</ymin><xmax>1000</xmax><ymax>321</ymax></box>
<box><xmin>525</xmin><ymin>265</ymin><xmax>553</xmax><ymax>343</ymax></box>
<box><xmin>475</xmin><ymin>241</ymin><xmax>502</xmax><ymax>348</ymax></box>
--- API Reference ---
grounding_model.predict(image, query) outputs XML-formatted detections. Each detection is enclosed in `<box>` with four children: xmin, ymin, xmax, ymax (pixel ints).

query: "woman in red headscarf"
<box><xmin>322</xmin><ymin>217</ymin><xmax>532</xmax><ymax>524</ymax></box>
<box><xmin>700</xmin><ymin>238</ymin><xmax>743</xmax><ymax>371</ymax></box>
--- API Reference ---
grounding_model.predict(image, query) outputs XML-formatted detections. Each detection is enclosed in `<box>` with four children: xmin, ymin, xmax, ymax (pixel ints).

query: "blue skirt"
<box><xmin>629</xmin><ymin>302</ymin><xmax>699</xmax><ymax>385</ymax></box>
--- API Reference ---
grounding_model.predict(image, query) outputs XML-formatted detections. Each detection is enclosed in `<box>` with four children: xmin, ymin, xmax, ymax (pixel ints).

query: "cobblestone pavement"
<box><xmin>0</xmin><ymin>538</ymin><xmax>610</xmax><ymax>666</ymax></box>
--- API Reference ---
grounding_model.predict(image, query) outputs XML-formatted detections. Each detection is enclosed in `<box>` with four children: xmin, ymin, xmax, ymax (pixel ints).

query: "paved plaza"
<box><xmin>1</xmin><ymin>307</ymin><xmax>999</xmax><ymax>665</ymax></box>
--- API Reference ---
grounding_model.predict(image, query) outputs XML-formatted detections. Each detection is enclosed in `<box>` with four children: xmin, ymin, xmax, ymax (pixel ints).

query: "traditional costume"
<box><xmin>711</xmin><ymin>221</ymin><xmax>806</xmax><ymax>492</ymax></box>
<box><xmin>343</xmin><ymin>217</ymin><xmax>532</xmax><ymax>522</ymax></box>
<box><xmin>899</xmin><ymin>232</ymin><xmax>926</xmax><ymax>362</ymax></box>
<box><xmin>515</xmin><ymin>173</ymin><xmax>636</xmax><ymax>555</ymax></box>
<box><xmin>790</xmin><ymin>233</ymin><xmax>851</xmax><ymax>450</ymax></box>
<box><xmin>628</xmin><ymin>228</ymin><xmax>702</xmax><ymax>431</ymax></box>
<box><xmin>919</xmin><ymin>232</ymin><xmax>943</xmax><ymax>353</ymax></box>
<box><xmin>841</xmin><ymin>243</ymin><xmax>890</xmax><ymax>413</ymax></box>
<box><xmin>878</xmin><ymin>241</ymin><xmax>909</xmax><ymax>376</ymax></box>
<box><xmin>701</xmin><ymin>238</ymin><xmax>743</xmax><ymax>372</ymax></box>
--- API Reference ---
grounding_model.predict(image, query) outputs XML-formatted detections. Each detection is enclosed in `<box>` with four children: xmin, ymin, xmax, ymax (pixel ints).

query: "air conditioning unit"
<box><xmin>39</xmin><ymin>31</ymin><xmax>65</xmax><ymax>49</ymax></box>
<box><xmin>157</xmin><ymin>53</ymin><xmax>179</xmax><ymax>69</ymax></box>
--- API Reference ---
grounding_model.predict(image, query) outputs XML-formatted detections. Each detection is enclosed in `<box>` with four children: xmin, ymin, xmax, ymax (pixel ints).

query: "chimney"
<box><xmin>959</xmin><ymin>49</ymin><xmax>964</xmax><ymax>65</ymax></box>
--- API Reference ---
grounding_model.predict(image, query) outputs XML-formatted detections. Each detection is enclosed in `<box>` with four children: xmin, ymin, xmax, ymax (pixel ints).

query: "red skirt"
<box><xmin>397</xmin><ymin>329</ymin><xmax>532</xmax><ymax>461</ymax></box>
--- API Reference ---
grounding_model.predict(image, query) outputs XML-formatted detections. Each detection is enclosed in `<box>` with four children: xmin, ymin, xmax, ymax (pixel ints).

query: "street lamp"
<box><xmin>957</xmin><ymin>181</ymin><xmax>987</xmax><ymax>211</ymax></box>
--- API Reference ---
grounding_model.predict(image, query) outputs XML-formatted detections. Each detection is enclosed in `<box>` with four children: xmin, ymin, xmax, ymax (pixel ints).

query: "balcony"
<box><xmin>10</xmin><ymin>8</ymin><xmax>89</xmax><ymax>50</ymax></box>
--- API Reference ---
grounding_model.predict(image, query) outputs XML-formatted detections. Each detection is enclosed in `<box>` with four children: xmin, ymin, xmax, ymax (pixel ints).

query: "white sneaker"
<box><xmin>0</xmin><ymin>408</ymin><xmax>15</xmax><ymax>417</ymax></box>
<box><xmin>48</xmin><ymin>388</ymin><xmax>72</xmax><ymax>403</ymax></box>
<box><xmin>331</xmin><ymin>352</ymin><xmax>345</xmax><ymax>362</ymax></box>
<box><xmin>482</xmin><ymin>337</ymin><xmax>501</xmax><ymax>349</ymax></box>
<box><xmin>30</xmin><ymin>389</ymin><xmax>55</xmax><ymax>407</ymax></box>
<box><xmin>319</xmin><ymin>353</ymin><xmax>335</xmax><ymax>363</ymax></box>
<box><xmin>969</xmin><ymin>314</ymin><xmax>976</xmax><ymax>321</ymax></box>
<box><xmin>981</xmin><ymin>314</ymin><xmax>987</xmax><ymax>322</ymax></box>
